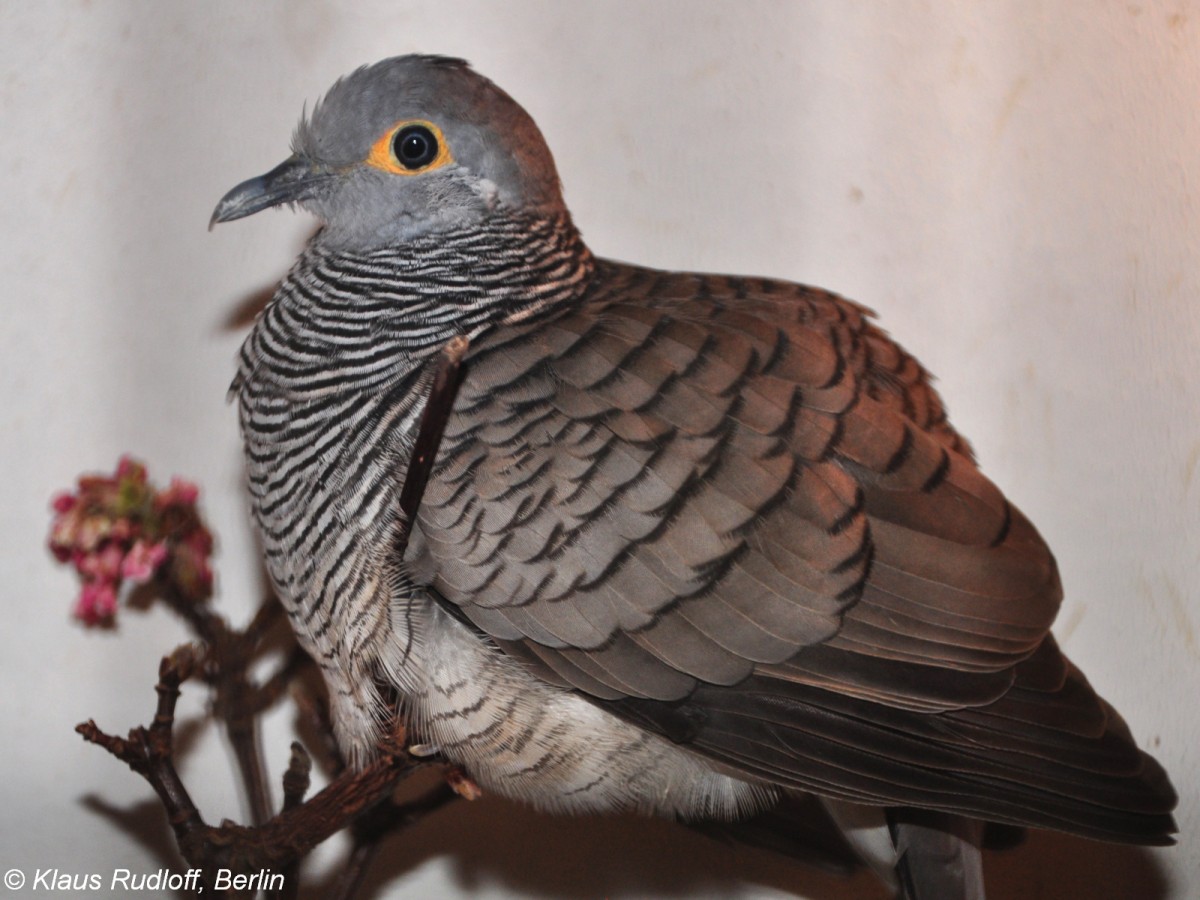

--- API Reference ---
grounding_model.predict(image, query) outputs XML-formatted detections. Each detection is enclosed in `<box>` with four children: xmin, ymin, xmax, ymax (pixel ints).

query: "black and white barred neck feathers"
<box><xmin>234</xmin><ymin>212</ymin><xmax>593</xmax><ymax>401</ymax></box>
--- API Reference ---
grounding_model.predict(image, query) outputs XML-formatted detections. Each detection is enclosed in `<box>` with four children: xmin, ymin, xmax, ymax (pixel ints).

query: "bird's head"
<box><xmin>210</xmin><ymin>55</ymin><xmax>565</xmax><ymax>249</ymax></box>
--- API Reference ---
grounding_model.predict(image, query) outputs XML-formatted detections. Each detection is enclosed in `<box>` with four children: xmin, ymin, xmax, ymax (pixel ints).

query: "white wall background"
<box><xmin>1</xmin><ymin>2</ymin><xmax>1196</xmax><ymax>898</ymax></box>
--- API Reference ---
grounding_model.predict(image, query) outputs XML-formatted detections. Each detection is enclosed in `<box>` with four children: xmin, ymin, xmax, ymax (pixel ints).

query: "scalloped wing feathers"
<box><xmin>413</xmin><ymin>260</ymin><xmax>1174</xmax><ymax>840</ymax></box>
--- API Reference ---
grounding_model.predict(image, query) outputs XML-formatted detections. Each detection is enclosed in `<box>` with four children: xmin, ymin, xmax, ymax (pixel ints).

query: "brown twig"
<box><xmin>76</xmin><ymin>644</ymin><xmax>216</xmax><ymax>889</ymax></box>
<box><xmin>197</xmin><ymin>746</ymin><xmax>420</xmax><ymax>873</ymax></box>
<box><xmin>161</xmin><ymin>583</ymin><xmax>277</xmax><ymax>827</ymax></box>
<box><xmin>247</xmin><ymin>647</ymin><xmax>313</xmax><ymax>718</ymax></box>
<box><xmin>274</xmin><ymin>743</ymin><xmax>311</xmax><ymax>900</ymax></box>
<box><xmin>79</xmin><ymin>653</ymin><xmax>423</xmax><ymax>894</ymax></box>
<box><xmin>332</xmin><ymin>782</ymin><xmax>460</xmax><ymax>900</ymax></box>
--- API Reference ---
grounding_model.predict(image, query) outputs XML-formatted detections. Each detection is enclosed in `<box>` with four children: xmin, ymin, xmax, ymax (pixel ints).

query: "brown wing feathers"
<box><xmin>627</xmin><ymin>640</ymin><xmax>1175</xmax><ymax>842</ymax></box>
<box><xmin>416</xmin><ymin>259</ymin><xmax>1176</xmax><ymax>842</ymax></box>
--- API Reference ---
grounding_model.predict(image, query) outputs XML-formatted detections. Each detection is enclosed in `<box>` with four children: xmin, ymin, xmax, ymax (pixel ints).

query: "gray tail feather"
<box><xmin>689</xmin><ymin>792</ymin><xmax>864</xmax><ymax>874</ymax></box>
<box><xmin>889</xmin><ymin>809</ymin><xmax>986</xmax><ymax>900</ymax></box>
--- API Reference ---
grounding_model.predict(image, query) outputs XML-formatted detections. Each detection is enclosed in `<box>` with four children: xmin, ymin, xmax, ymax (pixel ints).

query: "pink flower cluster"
<box><xmin>48</xmin><ymin>456</ymin><xmax>214</xmax><ymax>626</ymax></box>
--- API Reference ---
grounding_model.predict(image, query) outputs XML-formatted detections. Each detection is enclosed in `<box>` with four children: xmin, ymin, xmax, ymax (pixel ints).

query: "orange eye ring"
<box><xmin>367</xmin><ymin>119</ymin><xmax>453</xmax><ymax>175</ymax></box>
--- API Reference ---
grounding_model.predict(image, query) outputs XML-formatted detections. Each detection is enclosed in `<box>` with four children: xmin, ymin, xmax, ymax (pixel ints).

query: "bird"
<box><xmin>211</xmin><ymin>55</ymin><xmax>1176</xmax><ymax>898</ymax></box>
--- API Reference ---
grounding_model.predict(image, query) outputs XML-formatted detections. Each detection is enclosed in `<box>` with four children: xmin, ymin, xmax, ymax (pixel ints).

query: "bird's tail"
<box><xmin>888</xmin><ymin>809</ymin><xmax>986</xmax><ymax>900</ymax></box>
<box><xmin>821</xmin><ymin>799</ymin><xmax>988</xmax><ymax>899</ymax></box>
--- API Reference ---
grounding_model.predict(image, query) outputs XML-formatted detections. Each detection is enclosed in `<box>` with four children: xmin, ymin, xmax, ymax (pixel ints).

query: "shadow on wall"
<box><xmin>339</xmin><ymin>787</ymin><xmax>1167</xmax><ymax>900</ymax></box>
<box><xmin>340</xmin><ymin>788</ymin><xmax>890</xmax><ymax>900</ymax></box>
<box><xmin>78</xmin><ymin>764</ymin><xmax>1169</xmax><ymax>899</ymax></box>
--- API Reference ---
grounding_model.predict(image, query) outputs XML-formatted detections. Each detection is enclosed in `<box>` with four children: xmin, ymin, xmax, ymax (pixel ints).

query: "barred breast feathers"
<box><xmin>232</xmin><ymin>211</ymin><xmax>595</xmax><ymax>762</ymax></box>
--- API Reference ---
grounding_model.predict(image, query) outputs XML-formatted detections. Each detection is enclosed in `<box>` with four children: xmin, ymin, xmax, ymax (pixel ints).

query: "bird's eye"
<box><xmin>394</xmin><ymin>125</ymin><xmax>438</xmax><ymax>170</ymax></box>
<box><xmin>367</xmin><ymin>119</ymin><xmax>453</xmax><ymax>176</ymax></box>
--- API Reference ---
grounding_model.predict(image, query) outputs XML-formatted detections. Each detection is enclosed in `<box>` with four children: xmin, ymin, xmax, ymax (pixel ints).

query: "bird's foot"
<box><xmin>444</xmin><ymin>765</ymin><xmax>483</xmax><ymax>801</ymax></box>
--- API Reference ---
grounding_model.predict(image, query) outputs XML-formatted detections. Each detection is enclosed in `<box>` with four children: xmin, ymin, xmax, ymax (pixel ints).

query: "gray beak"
<box><xmin>209</xmin><ymin>156</ymin><xmax>330</xmax><ymax>229</ymax></box>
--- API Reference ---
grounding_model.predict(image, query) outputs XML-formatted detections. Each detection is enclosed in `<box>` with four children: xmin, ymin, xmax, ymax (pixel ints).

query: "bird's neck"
<box><xmin>289</xmin><ymin>210</ymin><xmax>595</xmax><ymax>355</ymax></box>
<box><xmin>236</xmin><ymin>211</ymin><xmax>595</xmax><ymax>411</ymax></box>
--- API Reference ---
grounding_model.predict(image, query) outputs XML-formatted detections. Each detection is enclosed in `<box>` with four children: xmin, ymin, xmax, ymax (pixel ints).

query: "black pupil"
<box><xmin>394</xmin><ymin>126</ymin><xmax>438</xmax><ymax>169</ymax></box>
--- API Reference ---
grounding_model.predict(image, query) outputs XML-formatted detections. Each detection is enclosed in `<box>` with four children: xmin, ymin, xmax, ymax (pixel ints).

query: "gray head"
<box><xmin>211</xmin><ymin>55</ymin><xmax>565</xmax><ymax>249</ymax></box>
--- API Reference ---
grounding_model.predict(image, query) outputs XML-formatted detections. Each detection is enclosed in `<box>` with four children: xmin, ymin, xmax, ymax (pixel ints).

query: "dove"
<box><xmin>212</xmin><ymin>55</ymin><xmax>1176</xmax><ymax>897</ymax></box>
